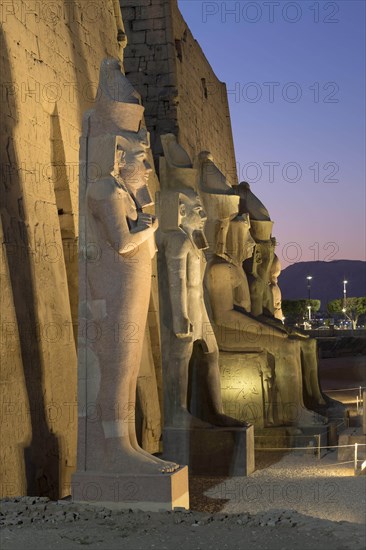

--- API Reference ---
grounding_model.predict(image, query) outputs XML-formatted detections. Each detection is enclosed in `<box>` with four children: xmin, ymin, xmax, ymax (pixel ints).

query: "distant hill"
<box><xmin>279</xmin><ymin>260</ymin><xmax>366</xmax><ymax>309</ymax></box>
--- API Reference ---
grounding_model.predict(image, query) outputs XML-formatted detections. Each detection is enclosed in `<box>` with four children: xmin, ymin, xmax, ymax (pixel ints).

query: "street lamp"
<box><xmin>307</xmin><ymin>305</ymin><xmax>312</xmax><ymax>321</ymax></box>
<box><xmin>306</xmin><ymin>276</ymin><xmax>312</xmax><ymax>322</ymax></box>
<box><xmin>343</xmin><ymin>280</ymin><xmax>348</xmax><ymax>327</ymax></box>
<box><xmin>343</xmin><ymin>280</ymin><xmax>348</xmax><ymax>307</ymax></box>
<box><xmin>307</xmin><ymin>276</ymin><xmax>313</xmax><ymax>301</ymax></box>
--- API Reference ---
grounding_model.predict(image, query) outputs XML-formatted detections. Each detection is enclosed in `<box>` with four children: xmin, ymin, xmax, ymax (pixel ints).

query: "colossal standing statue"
<box><xmin>157</xmin><ymin>135</ymin><xmax>245</xmax><ymax>429</ymax></box>
<box><xmin>157</xmin><ymin>135</ymin><xmax>254</xmax><ymax>475</ymax></box>
<box><xmin>73</xmin><ymin>61</ymin><xmax>188</xmax><ymax>511</ymax></box>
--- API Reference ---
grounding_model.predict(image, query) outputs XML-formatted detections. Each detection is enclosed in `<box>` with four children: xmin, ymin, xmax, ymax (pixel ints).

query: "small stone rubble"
<box><xmin>1</xmin><ymin>496</ymin><xmax>364</xmax><ymax>550</ymax></box>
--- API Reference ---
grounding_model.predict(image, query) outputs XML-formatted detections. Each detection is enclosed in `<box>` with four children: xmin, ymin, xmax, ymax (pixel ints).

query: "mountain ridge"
<box><xmin>279</xmin><ymin>260</ymin><xmax>366</xmax><ymax>308</ymax></box>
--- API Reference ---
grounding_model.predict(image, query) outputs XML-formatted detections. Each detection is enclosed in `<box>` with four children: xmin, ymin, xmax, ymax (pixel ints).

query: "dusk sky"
<box><xmin>178</xmin><ymin>0</ymin><xmax>365</xmax><ymax>267</ymax></box>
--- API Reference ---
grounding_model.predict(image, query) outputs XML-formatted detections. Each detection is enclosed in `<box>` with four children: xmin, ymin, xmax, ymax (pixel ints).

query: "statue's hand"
<box><xmin>137</xmin><ymin>213</ymin><xmax>159</xmax><ymax>231</ymax></box>
<box><xmin>174</xmin><ymin>317</ymin><xmax>193</xmax><ymax>339</ymax></box>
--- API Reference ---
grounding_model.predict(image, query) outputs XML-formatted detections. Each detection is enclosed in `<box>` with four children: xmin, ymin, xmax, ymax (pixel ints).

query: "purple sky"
<box><xmin>178</xmin><ymin>0</ymin><xmax>365</xmax><ymax>266</ymax></box>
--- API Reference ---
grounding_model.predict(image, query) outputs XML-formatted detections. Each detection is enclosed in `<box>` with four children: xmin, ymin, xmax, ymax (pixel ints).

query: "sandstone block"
<box><xmin>130</xmin><ymin>31</ymin><xmax>146</xmax><ymax>45</ymax></box>
<box><xmin>72</xmin><ymin>467</ymin><xmax>189</xmax><ymax>511</ymax></box>
<box><xmin>163</xmin><ymin>426</ymin><xmax>255</xmax><ymax>476</ymax></box>
<box><xmin>147</xmin><ymin>30</ymin><xmax>166</xmax><ymax>45</ymax></box>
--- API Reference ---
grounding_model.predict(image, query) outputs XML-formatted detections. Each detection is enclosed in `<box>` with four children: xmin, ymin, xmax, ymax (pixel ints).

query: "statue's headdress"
<box><xmin>194</xmin><ymin>151</ymin><xmax>240</xmax><ymax>255</ymax></box>
<box><xmin>81</xmin><ymin>59</ymin><xmax>153</xmax><ymax>208</ymax></box>
<box><xmin>197</xmin><ymin>151</ymin><xmax>239</xmax><ymax>222</ymax></box>
<box><xmin>87</xmin><ymin>58</ymin><xmax>145</xmax><ymax>137</ymax></box>
<box><xmin>250</xmin><ymin>220</ymin><xmax>274</xmax><ymax>242</ymax></box>
<box><xmin>157</xmin><ymin>134</ymin><xmax>199</xmax><ymax>231</ymax></box>
<box><xmin>234</xmin><ymin>181</ymin><xmax>271</xmax><ymax>221</ymax></box>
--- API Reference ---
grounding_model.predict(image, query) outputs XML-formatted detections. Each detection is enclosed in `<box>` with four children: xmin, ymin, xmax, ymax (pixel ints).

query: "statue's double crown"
<box><xmin>88</xmin><ymin>58</ymin><xmax>145</xmax><ymax>136</ymax></box>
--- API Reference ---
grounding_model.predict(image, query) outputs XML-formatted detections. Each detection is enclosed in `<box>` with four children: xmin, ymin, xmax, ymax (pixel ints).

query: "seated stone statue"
<box><xmin>197</xmin><ymin>159</ymin><xmax>326</xmax><ymax>426</ymax></box>
<box><xmin>156</xmin><ymin>135</ymin><xmax>245</xmax><ymax>429</ymax></box>
<box><xmin>268</xmin><ymin>253</ymin><xmax>343</xmax><ymax>417</ymax></box>
<box><xmin>204</xmin><ymin>213</ymin><xmax>324</xmax><ymax>426</ymax></box>
<box><xmin>234</xmin><ymin>181</ymin><xmax>342</xmax><ymax>418</ymax></box>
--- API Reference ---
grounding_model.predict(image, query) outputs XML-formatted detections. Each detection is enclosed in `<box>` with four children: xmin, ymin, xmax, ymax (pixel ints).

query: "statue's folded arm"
<box><xmin>87</xmin><ymin>179</ymin><xmax>156</xmax><ymax>256</ymax></box>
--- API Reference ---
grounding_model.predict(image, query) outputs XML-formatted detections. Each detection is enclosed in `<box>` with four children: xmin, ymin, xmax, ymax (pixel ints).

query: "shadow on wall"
<box><xmin>0</xmin><ymin>26</ymin><xmax>60</xmax><ymax>499</ymax></box>
<box><xmin>64</xmin><ymin>0</ymin><xmax>95</xmax><ymax>118</ymax></box>
<box><xmin>50</xmin><ymin>104</ymin><xmax>78</xmax><ymax>343</ymax></box>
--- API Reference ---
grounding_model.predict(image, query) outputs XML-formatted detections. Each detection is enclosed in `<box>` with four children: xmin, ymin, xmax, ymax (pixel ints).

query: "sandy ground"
<box><xmin>1</xmin><ymin>451</ymin><xmax>365</xmax><ymax>550</ymax></box>
<box><xmin>1</xmin><ymin>350</ymin><xmax>365</xmax><ymax>550</ymax></box>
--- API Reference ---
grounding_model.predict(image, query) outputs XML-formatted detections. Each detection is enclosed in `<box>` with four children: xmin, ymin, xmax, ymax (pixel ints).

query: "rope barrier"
<box><xmin>254</xmin><ymin>444</ymin><xmax>366</xmax><ymax>451</ymax></box>
<box><xmin>325</xmin><ymin>386</ymin><xmax>365</xmax><ymax>392</ymax></box>
<box><xmin>255</xmin><ymin>447</ymin><xmax>364</xmax><ymax>452</ymax></box>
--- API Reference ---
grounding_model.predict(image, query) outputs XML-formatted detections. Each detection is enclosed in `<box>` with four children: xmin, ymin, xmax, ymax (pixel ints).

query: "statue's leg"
<box><xmin>164</xmin><ymin>337</ymin><xmax>212</xmax><ymax>429</ymax></box>
<box><xmin>273</xmin><ymin>339</ymin><xmax>326</xmax><ymax>426</ymax></box>
<box><xmin>300</xmin><ymin>339</ymin><xmax>326</xmax><ymax>405</ymax></box>
<box><xmin>95</xmin><ymin>306</ymin><xmax>171</xmax><ymax>474</ymax></box>
<box><xmin>127</xmin><ymin>336</ymin><xmax>179</xmax><ymax>472</ymax></box>
<box><xmin>249</xmin><ymin>279</ymin><xmax>264</xmax><ymax>317</ymax></box>
<box><xmin>300</xmin><ymin>340</ymin><xmax>345</xmax><ymax>417</ymax></box>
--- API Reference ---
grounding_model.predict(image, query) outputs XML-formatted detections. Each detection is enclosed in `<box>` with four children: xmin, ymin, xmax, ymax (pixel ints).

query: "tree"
<box><xmin>327</xmin><ymin>297</ymin><xmax>366</xmax><ymax>330</ymax></box>
<box><xmin>282</xmin><ymin>299</ymin><xmax>321</xmax><ymax>324</ymax></box>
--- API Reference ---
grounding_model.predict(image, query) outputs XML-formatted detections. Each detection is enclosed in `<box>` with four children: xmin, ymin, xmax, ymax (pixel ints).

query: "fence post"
<box><xmin>317</xmin><ymin>434</ymin><xmax>321</xmax><ymax>460</ymax></box>
<box><xmin>354</xmin><ymin>443</ymin><xmax>358</xmax><ymax>473</ymax></box>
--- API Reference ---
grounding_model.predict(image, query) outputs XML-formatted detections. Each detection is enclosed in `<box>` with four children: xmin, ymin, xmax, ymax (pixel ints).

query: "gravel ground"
<box><xmin>200</xmin><ymin>450</ymin><xmax>366</xmax><ymax>523</ymax></box>
<box><xmin>1</xmin><ymin>451</ymin><xmax>365</xmax><ymax>550</ymax></box>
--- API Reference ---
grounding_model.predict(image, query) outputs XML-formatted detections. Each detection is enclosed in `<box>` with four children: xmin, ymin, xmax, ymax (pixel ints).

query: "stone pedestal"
<box><xmin>219</xmin><ymin>351</ymin><xmax>272</xmax><ymax>429</ymax></box>
<box><xmin>71</xmin><ymin>466</ymin><xmax>189</xmax><ymax>511</ymax></box>
<box><xmin>255</xmin><ymin>424</ymin><xmax>331</xmax><ymax>456</ymax></box>
<box><xmin>338</xmin><ymin>428</ymin><xmax>366</xmax><ymax>461</ymax></box>
<box><xmin>163</xmin><ymin>426</ymin><xmax>255</xmax><ymax>476</ymax></box>
<box><xmin>328</xmin><ymin>420</ymin><xmax>339</xmax><ymax>446</ymax></box>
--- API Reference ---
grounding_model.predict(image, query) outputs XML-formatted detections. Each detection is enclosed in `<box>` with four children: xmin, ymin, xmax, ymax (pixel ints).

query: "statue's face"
<box><xmin>180</xmin><ymin>193</ymin><xmax>207</xmax><ymax>232</ymax></box>
<box><xmin>257</xmin><ymin>242</ymin><xmax>275</xmax><ymax>274</ymax></box>
<box><xmin>117</xmin><ymin>142</ymin><xmax>152</xmax><ymax>190</ymax></box>
<box><xmin>227</xmin><ymin>217</ymin><xmax>255</xmax><ymax>264</ymax></box>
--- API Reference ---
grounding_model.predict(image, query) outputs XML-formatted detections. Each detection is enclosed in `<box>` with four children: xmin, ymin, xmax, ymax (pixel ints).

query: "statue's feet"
<box><xmin>206</xmin><ymin>411</ymin><xmax>251</xmax><ymax>428</ymax></box>
<box><xmin>104</xmin><ymin>438</ymin><xmax>179</xmax><ymax>474</ymax></box>
<box><xmin>282</xmin><ymin>405</ymin><xmax>327</xmax><ymax>426</ymax></box>
<box><xmin>167</xmin><ymin>409</ymin><xmax>214</xmax><ymax>430</ymax></box>
<box><xmin>323</xmin><ymin>394</ymin><xmax>345</xmax><ymax>408</ymax></box>
<box><xmin>130</xmin><ymin>443</ymin><xmax>180</xmax><ymax>473</ymax></box>
<box><xmin>315</xmin><ymin>397</ymin><xmax>346</xmax><ymax>419</ymax></box>
<box><xmin>316</xmin><ymin>395</ymin><xmax>327</xmax><ymax>406</ymax></box>
<box><xmin>297</xmin><ymin>408</ymin><xmax>327</xmax><ymax>426</ymax></box>
<box><xmin>305</xmin><ymin>395</ymin><xmax>327</xmax><ymax>408</ymax></box>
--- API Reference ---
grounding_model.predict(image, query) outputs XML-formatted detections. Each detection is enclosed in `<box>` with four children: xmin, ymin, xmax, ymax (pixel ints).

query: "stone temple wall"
<box><xmin>1</xmin><ymin>0</ymin><xmax>238</xmax><ymax>499</ymax></box>
<box><xmin>121</xmin><ymin>0</ymin><xmax>238</xmax><ymax>184</ymax></box>
<box><xmin>0</xmin><ymin>0</ymin><xmax>126</xmax><ymax>499</ymax></box>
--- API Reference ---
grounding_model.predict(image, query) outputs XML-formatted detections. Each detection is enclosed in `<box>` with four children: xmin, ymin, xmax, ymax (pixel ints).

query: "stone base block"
<box><xmin>338</xmin><ymin>428</ymin><xmax>366</xmax><ymax>461</ymax></box>
<box><xmin>163</xmin><ymin>426</ymin><xmax>255</xmax><ymax>476</ymax></box>
<box><xmin>328</xmin><ymin>420</ymin><xmax>340</xmax><ymax>446</ymax></box>
<box><xmin>71</xmin><ymin>466</ymin><xmax>189</xmax><ymax>511</ymax></box>
<box><xmin>255</xmin><ymin>425</ymin><xmax>329</xmax><ymax>455</ymax></box>
<box><xmin>300</xmin><ymin>425</ymin><xmax>329</xmax><ymax>457</ymax></box>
